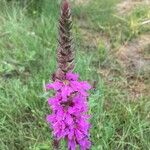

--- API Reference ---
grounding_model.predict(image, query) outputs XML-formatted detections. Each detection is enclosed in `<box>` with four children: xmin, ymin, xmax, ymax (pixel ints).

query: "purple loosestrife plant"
<box><xmin>46</xmin><ymin>0</ymin><xmax>91</xmax><ymax>149</ymax></box>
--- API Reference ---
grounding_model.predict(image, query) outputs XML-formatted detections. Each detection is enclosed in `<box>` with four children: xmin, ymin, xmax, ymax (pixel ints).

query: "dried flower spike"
<box><xmin>55</xmin><ymin>0</ymin><xmax>74</xmax><ymax>80</ymax></box>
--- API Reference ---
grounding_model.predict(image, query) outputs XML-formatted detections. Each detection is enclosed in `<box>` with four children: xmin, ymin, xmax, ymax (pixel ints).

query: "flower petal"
<box><xmin>79</xmin><ymin>138</ymin><xmax>91</xmax><ymax>150</ymax></box>
<box><xmin>46</xmin><ymin>81</ymin><xmax>62</xmax><ymax>91</ymax></box>
<box><xmin>65</xmin><ymin>113</ymin><xmax>73</xmax><ymax>125</ymax></box>
<box><xmin>68</xmin><ymin>139</ymin><xmax>76</xmax><ymax>150</ymax></box>
<box><xmin>66</xmin><ymin>72</ymin><xmax>79</xmax><ymax>81</ymax></box>
<box><xmin>61</xmin><ymin>85</ymin><xmax>73</xmax><ymax>101</ymax></box>
<box><xmin>80</xmin><ymin>81</ymin><xmax>91</xmax><ymax>90</ymax></box>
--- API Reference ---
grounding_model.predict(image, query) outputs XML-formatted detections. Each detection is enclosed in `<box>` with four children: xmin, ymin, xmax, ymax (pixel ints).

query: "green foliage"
<box><xmin>97</xmin><ymin>41</ymin><xmax>108</xmax><ymax>64</ymax></box>
<box><xmin>73</xmin><ymin>0</ymin><xmax>120</xmax><ymax>26</ymax></box>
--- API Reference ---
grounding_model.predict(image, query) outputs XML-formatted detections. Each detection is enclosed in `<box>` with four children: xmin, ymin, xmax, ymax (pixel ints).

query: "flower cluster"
<box><xmin>46</xmin><ymin>72</ymin><xmax>91</xmax><ymax>150</ymax></box>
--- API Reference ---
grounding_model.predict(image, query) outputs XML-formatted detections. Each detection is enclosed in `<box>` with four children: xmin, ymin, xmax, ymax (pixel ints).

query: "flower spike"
<box><xmin>46</xmin><ymin>1</ymin><xmax>91</xmax><ymax>150</ymax></box>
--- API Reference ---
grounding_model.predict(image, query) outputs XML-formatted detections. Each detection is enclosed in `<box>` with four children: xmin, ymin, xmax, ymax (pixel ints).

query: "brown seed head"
<box><xmin>55</xmin><ymin>0</ymin><xmax>74</xmax><ymax>81</ymax></box>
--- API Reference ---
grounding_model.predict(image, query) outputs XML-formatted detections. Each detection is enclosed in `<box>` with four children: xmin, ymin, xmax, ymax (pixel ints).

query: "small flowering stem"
<box><xmin>53</xmin><ymin>138</ymin><xmax>59</xmax><ymax>150</ymax></box>
<box><xmin>46</xmin><ymin>0</ymin><xmax>91</xmax><ymax>150</ymax></box>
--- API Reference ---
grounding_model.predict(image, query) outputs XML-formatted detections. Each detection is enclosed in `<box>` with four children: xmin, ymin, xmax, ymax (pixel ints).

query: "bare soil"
<box><xmin>117</xmin><ymin>0</ymin><xmax>150</xmax><ymax>15</ymax></box>
<box><xmin>117</xmin><ymin>34</ymin><xmax>150</xmax><ymax>76</ymax></box>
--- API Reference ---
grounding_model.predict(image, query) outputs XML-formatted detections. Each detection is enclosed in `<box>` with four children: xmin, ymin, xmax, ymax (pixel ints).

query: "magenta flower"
<box><xmin>46</xmin><ymin>72</ymin><xmax>91</xmax><ymax>150</ymax></box>
<box><xmin>46</xmin><ymin>72</ymin><xmax>90</xmax><ymax>100</ymax></box>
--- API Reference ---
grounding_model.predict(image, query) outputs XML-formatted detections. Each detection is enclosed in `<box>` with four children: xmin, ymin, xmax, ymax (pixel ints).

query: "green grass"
<box><xmin>73</xmin><ymin>0</ymin><xmax>150</xmax><ymax>47</ymax></box>
<box><xmin>0</xmin><ymin>0</ymin><xmax>150</xmax><ymax>150</ymax></box>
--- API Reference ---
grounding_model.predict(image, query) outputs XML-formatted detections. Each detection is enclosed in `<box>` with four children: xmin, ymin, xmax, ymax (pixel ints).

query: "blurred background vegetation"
<box><xmin>0</xmin><ymin>0</ymin><xmax>150</xmax><ymax>149</ymax></box>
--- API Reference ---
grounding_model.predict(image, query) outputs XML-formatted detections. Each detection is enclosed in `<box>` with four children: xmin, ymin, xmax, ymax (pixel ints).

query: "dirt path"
<box><xmin>117</xmin><ymin>0</ymin><xmax>150</xmax><ymax>15</ymax></box>
<box><xmin>117</xmin><ymin>34</ymin><xmax>150</xmax><ymax>76</ymax></box>
<box><xmin>116</xmin><ymin>34</ymin><xmax>150</xmax><ymax>99</ymax></box>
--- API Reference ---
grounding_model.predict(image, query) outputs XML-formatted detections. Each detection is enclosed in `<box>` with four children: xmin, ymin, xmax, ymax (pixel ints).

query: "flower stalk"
<box><xmin>46</xmin><ymin>0</ymin><xmax>91</xmax><ymax>150</ymax></box>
